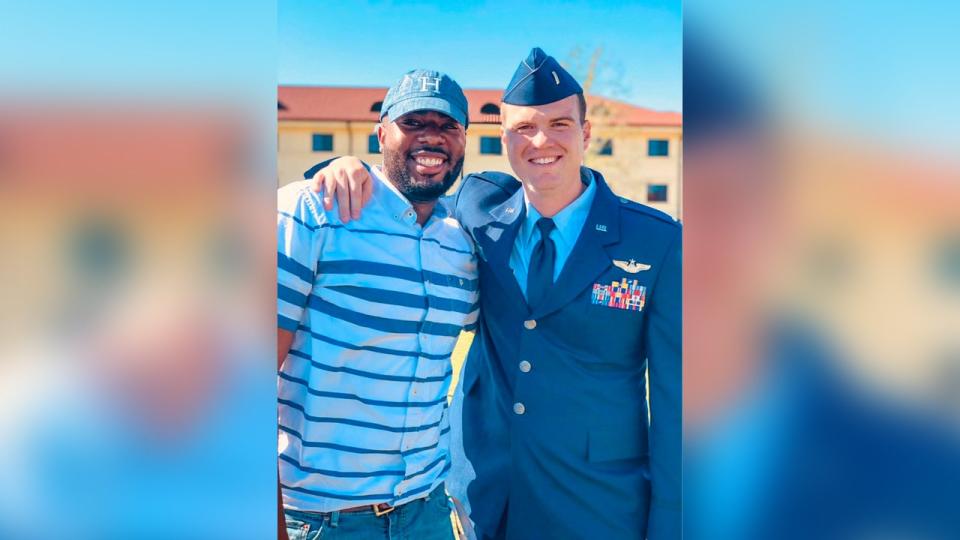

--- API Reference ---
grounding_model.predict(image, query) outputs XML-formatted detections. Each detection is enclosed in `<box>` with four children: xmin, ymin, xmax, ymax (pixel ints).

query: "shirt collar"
<box><xmin>370</xmin><ymin>165</ymin><xmax>449</xmax><ymax>224</ymax></box>
<box><xmin>520</xmin><ymin>167</ymin><xmax>597</xmax><ymax>248</ymax></box>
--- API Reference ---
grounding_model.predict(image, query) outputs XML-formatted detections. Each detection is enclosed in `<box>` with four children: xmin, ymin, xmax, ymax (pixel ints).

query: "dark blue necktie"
<box><xmin>526</xmin><ymin>217</ymin><xmax>556</xmax><ymax>308</ymax></box>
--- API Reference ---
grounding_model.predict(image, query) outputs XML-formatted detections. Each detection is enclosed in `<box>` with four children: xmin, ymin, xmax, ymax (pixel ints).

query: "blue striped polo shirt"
<box><xmin>277</xmin><ymin>167</ymin><xmax>479</xmax><ymax>512</ymax></box>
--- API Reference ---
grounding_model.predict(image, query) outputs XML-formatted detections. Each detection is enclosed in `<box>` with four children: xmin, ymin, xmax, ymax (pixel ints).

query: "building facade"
<box><xmin>278</xmin><ymin>86</ymin><xmax>682</xmax><ymax>218</ymax></box>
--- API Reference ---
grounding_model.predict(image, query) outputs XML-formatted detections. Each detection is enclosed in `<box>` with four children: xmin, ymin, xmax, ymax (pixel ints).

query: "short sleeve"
<box><xmin>277</xmin><ymin>182</ymin><xmax>326</xmax><ymax>332</ymax></box>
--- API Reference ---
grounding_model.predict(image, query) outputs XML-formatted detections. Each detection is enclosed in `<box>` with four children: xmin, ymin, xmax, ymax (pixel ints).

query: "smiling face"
<box><xmin>501</xmin><ymin>94</ymin><xmax>591</xmax><ymax>203</ymax></box>
<box><xmin>378</xmin><ymin>110</ymin><xmax>466</xmax><ymax>202</ymax></box>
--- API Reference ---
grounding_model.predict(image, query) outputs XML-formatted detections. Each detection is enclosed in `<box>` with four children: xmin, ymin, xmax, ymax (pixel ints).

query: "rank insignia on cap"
<box><xmin>503</xmin><ymin>47</ymin><xmax>583</xmax><ymax>106</ymax></box>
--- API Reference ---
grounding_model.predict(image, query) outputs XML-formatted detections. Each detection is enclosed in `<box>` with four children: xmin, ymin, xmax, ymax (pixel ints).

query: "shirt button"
<box><xmin>513</xmin><ymin>402</ymin><xmax>525</xmax><ymax>415</ymax></box>
<box><xmin>519</xmin><ymin>360</ymin><xmax>531</xmax><ymax>373</ymax></box>
<box><xmin>524</xmin><ymin>319</ymin><xmax>537</xmax><ymax>330</ymax></box>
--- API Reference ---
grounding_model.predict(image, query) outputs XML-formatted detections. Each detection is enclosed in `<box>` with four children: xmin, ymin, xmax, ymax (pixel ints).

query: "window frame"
<box><xmin>647</xmin><ymin>183</ymin><xmax>669</xmax><ymax>203</ymax></box>
<box><xmin>479</xmin><ymin>136</ymin><xmax>502</xmax><ymax>155</ymax></box>
<box><xmin>312</xmin><ymin>133</ymin><xmax>334</xmax><ymax>152</ymax></box>
<box><xmin>647</xmin><ymin>138</ymin><xmax>670</xmax><ymax>157</ymax></box>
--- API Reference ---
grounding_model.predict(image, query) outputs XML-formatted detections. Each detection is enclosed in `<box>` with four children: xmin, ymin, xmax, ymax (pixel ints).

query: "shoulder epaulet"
<box><xmin>617</xmin><ymin>195</ymin><xmax>681</xmax><ymax>227</ymax></box>
<box><xmin>466</xmin><ymin>171</ymin><xmax>522</xmax><ymax>193</ymax></box>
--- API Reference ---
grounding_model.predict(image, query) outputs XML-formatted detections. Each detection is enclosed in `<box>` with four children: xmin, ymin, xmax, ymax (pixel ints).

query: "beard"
<box><xmin>382</xmin><ymin>146</ymin><xmax>464</xmax><ymax>203</ymax></box>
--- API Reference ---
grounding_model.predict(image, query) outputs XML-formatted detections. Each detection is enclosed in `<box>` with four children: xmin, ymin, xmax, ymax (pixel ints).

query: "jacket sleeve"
<box><xmin>644</xmin><ymin>225</ymin><xmax>682</xmax><ymax>540</ymax></box>
<box><xmin>302</xmin><ymin>157</ymin><xmax>374</xmax><ymax>181</ymax></box>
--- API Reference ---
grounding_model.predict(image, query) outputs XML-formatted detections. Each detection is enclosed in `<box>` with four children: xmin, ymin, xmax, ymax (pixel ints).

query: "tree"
<box><xmin>561</xmin><ymin>47</ymin><xmax>631</xmax><ymax>175</ymax></box>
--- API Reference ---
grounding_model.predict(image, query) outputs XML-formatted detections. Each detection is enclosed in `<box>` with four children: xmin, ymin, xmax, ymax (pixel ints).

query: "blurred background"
<box><xmin>684</xmin><ymin>1</ymin><xmax>960</xmax><ymax>538</ymax></box>
<box><xmin>0</xmin><ymin>1</ymin><xmax>277</xmax><ymax>538</ymax></box>
<box><xmin>2</xmin><ymin>0</ymin><xmax>958</xmax><ymax>539</ymax></box>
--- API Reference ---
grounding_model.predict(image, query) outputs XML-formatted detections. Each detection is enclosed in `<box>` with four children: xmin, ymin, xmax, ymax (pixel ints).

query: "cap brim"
<box><xmin>382</xmin><ymin>96</ymin><xmax>468</xmax><ymax>127</ymax></box>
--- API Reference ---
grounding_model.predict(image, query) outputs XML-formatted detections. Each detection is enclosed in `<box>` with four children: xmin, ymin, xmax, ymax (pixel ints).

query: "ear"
<box><xmin>581</xmin><ymin>119</ymin><xmax>592</xmax><ymax>151</ymax></box>
<box><xmin>499</xmin><ymin>106</ymin><xmax>508</xmax><ymax>144</ymax></box>
<box><xmin>376</xmin><ymin>123</ymin><xmax>386</xmax><ymax>147</ymax></box>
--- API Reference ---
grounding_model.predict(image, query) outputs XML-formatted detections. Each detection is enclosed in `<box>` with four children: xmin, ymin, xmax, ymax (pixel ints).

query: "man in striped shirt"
<box><xmin>277</xmin><ymin>69</ymin><xmax>478</xmax><ymax>540</ymax></box>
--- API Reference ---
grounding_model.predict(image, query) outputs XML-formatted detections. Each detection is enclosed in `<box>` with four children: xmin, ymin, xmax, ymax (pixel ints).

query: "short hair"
<box><xmin>500</xmin><ymin>94</ymin><xmax>589</xmax><ymax>125</ymax></box>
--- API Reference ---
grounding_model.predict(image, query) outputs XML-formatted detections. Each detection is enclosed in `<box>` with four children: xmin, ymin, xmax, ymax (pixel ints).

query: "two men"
<box><xmin>302</xmin><ymin>48</ymin><xmax>681</xmax><ymax>539</ymax></box>
<box><xmin>277</xmin><ymin>69</ymin><xmax>476</xmax><ymax>539</ymax></box>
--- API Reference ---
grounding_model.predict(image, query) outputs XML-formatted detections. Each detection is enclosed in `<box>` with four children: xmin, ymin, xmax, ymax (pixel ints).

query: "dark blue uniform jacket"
<box><xmin>453</xmin><ymin>168</ymin><xmax>682</xmax><ymax>540</ymax></box>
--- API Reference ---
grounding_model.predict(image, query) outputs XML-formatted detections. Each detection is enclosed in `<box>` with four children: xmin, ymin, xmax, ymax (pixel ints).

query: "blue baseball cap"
<box><xmin>380</xmin><ymin>69</ymin><xmax>469</xmax><ymax>128</ymax></box>
<box><xmin>503</xmin><ymin>47</ymin><xmax>583</xmax><ymax>106</ymax></box>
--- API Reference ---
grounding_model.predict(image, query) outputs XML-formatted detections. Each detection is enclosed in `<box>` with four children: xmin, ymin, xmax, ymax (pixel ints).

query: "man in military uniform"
<box><xmin>307</xmin><ymin>48</ymin><xmax>681</xmax><ymax>540</ymax></box>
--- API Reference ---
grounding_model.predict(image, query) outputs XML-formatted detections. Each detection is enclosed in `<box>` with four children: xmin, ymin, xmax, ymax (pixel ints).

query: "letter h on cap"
<box><xmin>420</xmin><ymin>77</ymin><xmax>441</xmax><ymax>92</ymax></box>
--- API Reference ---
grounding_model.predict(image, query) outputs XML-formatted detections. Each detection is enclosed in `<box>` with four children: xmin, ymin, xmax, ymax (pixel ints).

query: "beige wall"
<box><xmin>462</xmin><ymin>123</ymin><xmax>512</xmax><ymax>176</ymax></box>
<box><xmin>585</xmin><ymin>125</ymin><xmax>683</xmax><ymax>218</ymax></box>
<box><xmin>279</xmin><ymin>121</ymin><xmax>683</xmax><ymax>219</ymax></box>
<box><xmin>278</xmin><ymin>121</ymin><xmax>383</xmax><ymax>184</ymax></box>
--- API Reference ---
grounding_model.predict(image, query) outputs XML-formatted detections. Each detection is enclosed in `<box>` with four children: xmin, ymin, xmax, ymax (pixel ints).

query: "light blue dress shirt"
<box><xmin>277</xmin><ymin>166</ymin><xmax>479</xmax><ymax>512</ymax></box>
<box><xmin>510</xmin><ymin>168</ymin><xmax>597</xmax><ymax>298</ymax></box>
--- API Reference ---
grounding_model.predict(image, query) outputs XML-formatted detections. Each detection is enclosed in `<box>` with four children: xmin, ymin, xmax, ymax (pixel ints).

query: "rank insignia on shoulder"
<box><xmin>591</xmin><ymin>279</ymin><xmax>646</xmax><ymax>311</ymax></box>
<box><xmin>612</xmin><ymin>259</ymin><xmax>651</xmax><ymax>273</ymax></box>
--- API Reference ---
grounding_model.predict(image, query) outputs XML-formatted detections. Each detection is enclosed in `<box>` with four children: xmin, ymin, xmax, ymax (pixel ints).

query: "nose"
<box><xmin>418</xmin><ymin>125</ymin><xmax>445</xmax><ymax>146</ymax></box>
<box><xmin>530</xmin><ymin>129</ymin><xmax>550</xmax><ymax>148</ymax></box>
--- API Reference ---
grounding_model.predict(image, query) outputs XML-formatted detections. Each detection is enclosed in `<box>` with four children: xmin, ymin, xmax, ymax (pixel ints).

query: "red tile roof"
<box><xmin>278</xmin><ymin>86</ymin><xmax>681</xmax><ymax>127</ymax></box>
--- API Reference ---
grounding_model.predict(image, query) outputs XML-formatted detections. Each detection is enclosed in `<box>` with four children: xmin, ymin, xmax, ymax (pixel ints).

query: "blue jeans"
<box><xmin>284</xmin><ymin>484</ymin><xmax>454</xmax><ymax>540</ymax></box>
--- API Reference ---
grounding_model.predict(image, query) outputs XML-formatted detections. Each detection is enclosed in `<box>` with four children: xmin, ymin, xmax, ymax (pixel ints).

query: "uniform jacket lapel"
<box><xmin>531</xmin><ymin>169</ymin><xmax>621</xmax><ymax>320</ymax></box>
<box><xmin>473</xmin><ymin>187</ymin><xmax>530</xmax><ymax>312</ymax></box>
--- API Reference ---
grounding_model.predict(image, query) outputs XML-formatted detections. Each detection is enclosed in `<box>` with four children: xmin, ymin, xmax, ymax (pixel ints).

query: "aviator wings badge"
<box><xmin>612</xmin><ymin>259</ymin><xmax>652</xmax><ymax>273</ymax></box>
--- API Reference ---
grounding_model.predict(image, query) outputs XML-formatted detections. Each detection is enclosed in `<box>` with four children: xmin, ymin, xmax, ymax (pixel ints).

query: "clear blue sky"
<box><xmin>279</xmin><ymin>0</ymin><xmax>682</xmax><ymax>112</ymax></box>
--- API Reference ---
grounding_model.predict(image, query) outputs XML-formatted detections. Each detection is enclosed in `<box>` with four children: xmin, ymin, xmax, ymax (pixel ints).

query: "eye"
<box><xmin>402</xmin><ymin>118</ymin><xmax>423</xmax><ymax>128</ymax></box>
<box><xmin>552</xmin><ymin>120</ymin><xmax>572</xmax><ymax>129</ymax></box>
<box><xmin>443</xmin><ymin>122</ymin><xmax>459</xmax><ymax>131</ymax></box>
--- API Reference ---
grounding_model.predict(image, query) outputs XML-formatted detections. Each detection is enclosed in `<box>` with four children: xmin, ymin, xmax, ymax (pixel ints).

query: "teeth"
<box><xmin>414</xmin><ymin>157</ymin><xmax>444</xmax><ymax>167</ymax></box>
<box><xmin>531</xmin><ymin>157</ymin><xmax>558</xmax><ymax>164</ymax></box>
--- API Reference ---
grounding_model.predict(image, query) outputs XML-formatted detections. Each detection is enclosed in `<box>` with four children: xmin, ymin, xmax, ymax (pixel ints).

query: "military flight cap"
<box><xmin>502</xmin><ymin>47</ymin><xmax>583</xmax><ymax>106</ymax></box>
<box><xmin>380</xmin><ymin>68</ymin><xmax>469</xmax><ymax>128</ymax></box>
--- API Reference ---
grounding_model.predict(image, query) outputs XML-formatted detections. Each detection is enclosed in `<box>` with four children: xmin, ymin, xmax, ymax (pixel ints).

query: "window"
<box><xmin>68</xmin><ymin>217</ymin><xmax>129</xmax><ymax>285</ymax></box>
<box><xmin>933</xmin><ymin>235</ymin><xmax>960</xmax><ymax>289</ymax></box>
<box><xmin>480</xmin><ymin>136</ymin><xmax>502</xmax><ymax>155</ymax></box>
<box><xmin>480</xmin><ymin>103</ymin><xmax>500</xmax><ymax>115</ymax></box>
<box><xmin>368</xmin><ymin>134</ymin><xmax>380</xmax><ymax>154</ymax></box>
<box><xmin>312</xmin><ymin>133</ymin><xmax>333</xmax><ymax>152</ymax></box>
<box><xmin>647</xmin><ymin>184</ymin><xmax>668</xmax><ymax>202</ymax></box>
<box><xmin>596</xmin><ymin>138</ymin><xmax>613</xmax><ymax>156</ymax></box>
<box><xmin>648</xmin><ymin>139</ymin><xmax>669</xmax><ymax>157</ymax></box>
<box><xmin>370</xmin><ymin>101</ymin><xmax>383</xmax><ymax>113</ymax></box>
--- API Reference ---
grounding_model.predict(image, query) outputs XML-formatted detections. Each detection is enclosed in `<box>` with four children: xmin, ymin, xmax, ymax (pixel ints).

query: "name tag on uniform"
<box><xmin>591</xmin><ymin>278</ymin><xmax>646</xmax><ymax>312</ymax></box>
